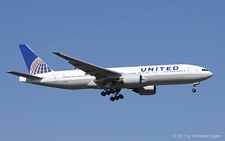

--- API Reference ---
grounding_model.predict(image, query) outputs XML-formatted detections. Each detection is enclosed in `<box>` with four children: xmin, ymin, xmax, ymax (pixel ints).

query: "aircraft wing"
<box><xmin>53</xmin><ymin>52</ymin><xmax>121</xmax><ymax>78</ymax></box>
<box><xmin>7</xmin><ymin>71</ymin><xmax>42</xmax><ymax>80</ymax></box>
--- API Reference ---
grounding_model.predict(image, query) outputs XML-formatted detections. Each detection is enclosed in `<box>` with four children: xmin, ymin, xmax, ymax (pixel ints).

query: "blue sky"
<box><xmin>0</xmin><ymin>0</ymin><xmax>224</xmax><ymax>140</ymax></box>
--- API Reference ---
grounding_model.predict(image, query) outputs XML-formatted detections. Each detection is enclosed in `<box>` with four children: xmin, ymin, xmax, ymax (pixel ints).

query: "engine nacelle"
<box><xmin>122</xmin><ymin>74</ymin><xmax>141</xmax><ymax>85</ymax></box>
<box><xmin>133</xmin><ymin>85</ymin><xmax>156</xmax><ymax>95</ymax></box>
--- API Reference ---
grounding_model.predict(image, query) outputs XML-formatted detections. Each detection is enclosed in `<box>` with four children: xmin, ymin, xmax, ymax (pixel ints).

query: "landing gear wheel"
<box><xmin>119</xmin><ymin>94</ymin><xmax>124</xmax><ymax>99</ymax></box>
<box><xmin>101</xmin><ymin>92</ymin><xmax>106</xmax><ymax>96</ymax></box>
<box><xmin>110</xmin><ymin>89</ymin><xmax>115</xmax><ymax>94</ymax></box>
<box><xmin>110</xmin><ymin>97</ymin><xmax>115</xmax><ymax>102</ymax></box>
<box><xmin>192</xmin><ymin>88</ymin><xmax>196</xmax><ymax>93</ymax></box>
<box><xmin>115</xmin><ymin>96</ymin><xmax>119</xmax><ymax>100</ymax></box>
<box><xmin>106</xmin><ymin>91</ymin><xmax>110</xmax><ymax>95</ymax></box>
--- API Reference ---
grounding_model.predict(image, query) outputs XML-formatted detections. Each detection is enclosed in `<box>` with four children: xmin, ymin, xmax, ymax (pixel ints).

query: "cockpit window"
<box><xmin>202</xmin><ymin>69</ymin><xmax>208</xmax><ymax>71</ymax></box>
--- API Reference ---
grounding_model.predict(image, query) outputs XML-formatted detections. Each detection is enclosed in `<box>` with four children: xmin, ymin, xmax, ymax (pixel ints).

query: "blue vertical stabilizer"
<box><xmin>19</xmin><ymin>44</ymin><xmax>53</xmax><ymax>75</ymax></box>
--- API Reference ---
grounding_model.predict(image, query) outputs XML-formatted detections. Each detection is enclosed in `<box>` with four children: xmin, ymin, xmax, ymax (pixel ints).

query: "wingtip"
<box><xmin>7</xmin><ymin>70</ymin><xmax>13</xmax><ymax>73</ymax></box>
<box><xmin>52</xmin><ymin>52</ymin><xmax>60</xmax><ymax>54</ymax></box>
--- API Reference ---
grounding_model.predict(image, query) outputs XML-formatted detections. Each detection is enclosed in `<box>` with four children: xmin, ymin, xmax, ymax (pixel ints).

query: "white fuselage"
<box><xmin>19</xmin><ymin>64</ymin><xmax>212</xmax><ymax>90</ymax></box>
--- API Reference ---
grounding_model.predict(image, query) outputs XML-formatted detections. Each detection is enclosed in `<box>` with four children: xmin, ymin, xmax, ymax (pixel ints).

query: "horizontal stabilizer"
<box><xmin>7</xmin><ymin>71</ymin><xmax>42</xmax><ymax>80</ymax></box>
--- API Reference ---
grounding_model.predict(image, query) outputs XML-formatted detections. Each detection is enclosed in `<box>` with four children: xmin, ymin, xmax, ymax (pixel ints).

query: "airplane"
<box><xmin>7</xmin><ymin>44</ymin><xmax>213</xmax><ymax>102</ymax></box>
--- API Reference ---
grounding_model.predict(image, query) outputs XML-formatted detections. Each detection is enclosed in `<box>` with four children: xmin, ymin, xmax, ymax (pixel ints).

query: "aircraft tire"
<box><xmin>110</xmin><ymin>97</ymin><xmax>115</xmax><ymax>102</ymax></box>
<box><xmin>106</xmin><ymin>91</ymin><xmax>110</xmax><ymax>95</ymax></box>
<box><xmin>110</xmin><ymin>89</ymin><xmax>115</xmax><ymax>94</ymax></box>
<box><xmin>115</xmin><ymin>96</ymin><xmax>119</xmax><ymax>100</ymax></box>
<box><xmin>119</xmin><ymin>94</ymin><xmax>124</xmax><ymax>99</ymax></box>
<box><xmin>101</xmin><ymin>92</ymin><xmax>106</xmax><ymax>96</ymax></box>
<box><xmin>192</xmin><ymin>88</ymin><xmax>196</xmax><ymax>93</ymax></box>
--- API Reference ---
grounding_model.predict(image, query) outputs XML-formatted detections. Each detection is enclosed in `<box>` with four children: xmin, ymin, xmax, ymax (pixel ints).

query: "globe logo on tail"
<box><xmin>30</xmin><ymin>57</ymin><xmax>52</xmax><ymax>75</ymax></box>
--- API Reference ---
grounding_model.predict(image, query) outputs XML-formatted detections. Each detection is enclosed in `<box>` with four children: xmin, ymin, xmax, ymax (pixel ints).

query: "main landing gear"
<box><xmin>192</xmin><ymin>82</ymin><xmax>200</xmax><ymax>93</ymax></box>
<box><xmin>101</xmin><ymin>89</ymin><xmax>124</xmax><ymax>102</ymax></box>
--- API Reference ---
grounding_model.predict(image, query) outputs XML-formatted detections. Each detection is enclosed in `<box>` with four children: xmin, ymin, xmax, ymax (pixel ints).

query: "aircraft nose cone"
<box><xmin>209</xmin><ymin>71</ymin><xmax>213</xmax><ymax>78</ymax></box>
<box><xmin>205</xmin><ymin>71</ymin><xmax>213</xmax><ymax>79</ymax></box>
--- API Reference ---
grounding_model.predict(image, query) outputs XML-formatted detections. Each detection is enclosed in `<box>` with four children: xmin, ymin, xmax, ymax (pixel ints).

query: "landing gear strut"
<box><xmin>192</xmin><ymin>82</ymin><xmax>200</xmax><ymax>93</ymax></box>
<box><xmin>100</xmin><ymin>89</ymin><xmax>124</xmax><ymax>102</ymax></box>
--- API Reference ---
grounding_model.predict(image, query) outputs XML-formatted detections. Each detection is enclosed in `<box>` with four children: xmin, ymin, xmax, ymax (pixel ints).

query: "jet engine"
<box><xmin>122</xmin><ymin>74</ymin><xmax>142</xmax><ymax>85</ymax></box>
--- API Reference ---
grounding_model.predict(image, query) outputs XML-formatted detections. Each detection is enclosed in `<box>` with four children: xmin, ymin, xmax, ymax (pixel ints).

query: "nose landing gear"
<box><xmin>192</xmin><ymin>82</ymin><xmax>200</xmax><ymax>93</ymax></box>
